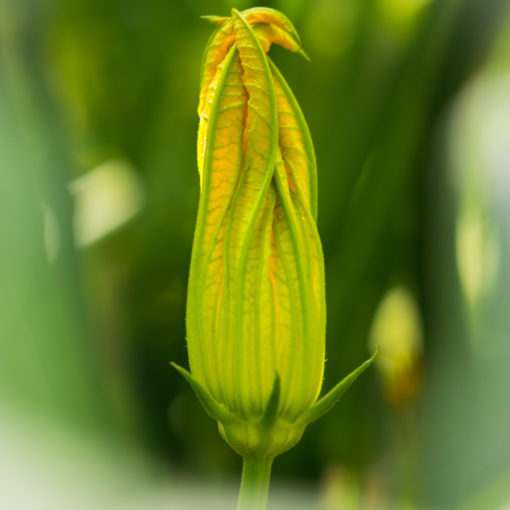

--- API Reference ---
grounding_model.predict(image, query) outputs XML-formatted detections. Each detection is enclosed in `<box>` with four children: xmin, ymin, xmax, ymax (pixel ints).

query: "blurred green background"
<box><xmin>1</xmin><ymin>0</ymin><xmax>510</xmax><ymax>508</ymax></box>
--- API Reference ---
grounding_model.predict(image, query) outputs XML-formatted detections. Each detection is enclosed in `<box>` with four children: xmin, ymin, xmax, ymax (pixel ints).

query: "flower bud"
<box><xmin>173</xmin><ymin>7</ymin><xmax>376</xmax><ymax>459</ymax></box>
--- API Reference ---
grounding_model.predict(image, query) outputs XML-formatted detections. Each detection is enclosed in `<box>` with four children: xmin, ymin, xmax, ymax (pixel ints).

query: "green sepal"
<box><xmin>261</xmin><ymin>374</ymin><xmax>280</xmax><ymax>428</ymax></box>
<box><xmin>299</xmin><ymin>347</ymin><xmax>379</xmax><ymax>426</ymax></box>
<box><xmin>170</xmin><ymin>362</ymin><xmax>235</xmax><ymax>423</ymax></box>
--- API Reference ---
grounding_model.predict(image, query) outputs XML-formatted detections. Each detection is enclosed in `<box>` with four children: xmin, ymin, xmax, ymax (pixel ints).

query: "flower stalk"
<box><xmin>237</xmin><ymin>456</ymin><xmax>273</xmax><ymax>510</ymax></box>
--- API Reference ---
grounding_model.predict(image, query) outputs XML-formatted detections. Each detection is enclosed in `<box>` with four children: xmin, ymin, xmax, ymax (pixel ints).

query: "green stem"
<box><xmin>237</xmin><ymin>456</ymin><xmax>274</xmax><ymax>510</ymax></box>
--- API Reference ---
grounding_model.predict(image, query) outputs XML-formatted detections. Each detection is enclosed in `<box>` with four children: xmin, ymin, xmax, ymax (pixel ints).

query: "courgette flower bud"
<box><xmin>172</xmin><ymin>7</ymin><xmax>376</xmax><ymax>460</ymax></box>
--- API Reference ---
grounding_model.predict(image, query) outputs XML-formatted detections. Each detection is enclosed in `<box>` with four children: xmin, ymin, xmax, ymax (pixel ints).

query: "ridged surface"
<box><xmin>187</xmin><ymin>8</ymin><xmax>326</xmax><ymax>425</ymax></box>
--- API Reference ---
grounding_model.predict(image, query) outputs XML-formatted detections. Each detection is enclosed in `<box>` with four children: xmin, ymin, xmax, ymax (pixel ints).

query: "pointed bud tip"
<box><xmin>201</xmin><ymin>15</ymin><xmax>229</xmax><ymax>26</ymax></box>
<box><xmin>298</xmin><ymin>47</ymin><xmax>311</xmax><ymax>61</ymax></box>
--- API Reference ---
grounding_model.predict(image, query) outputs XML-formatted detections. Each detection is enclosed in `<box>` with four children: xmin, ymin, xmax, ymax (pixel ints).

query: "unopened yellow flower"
<box><xmin>173</xmin><ymin>7</ymin><xmax>376</xmax><ymax>461</ymax></box>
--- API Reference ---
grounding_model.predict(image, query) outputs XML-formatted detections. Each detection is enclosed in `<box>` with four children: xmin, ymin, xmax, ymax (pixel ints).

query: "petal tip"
<box><xmin>298</xmin><ymin>47</ymin><xmax>311</xmax><ymax>61</ymax></box>
<box><xmin>201</xmin><ymin>15</ymin><xmax>229</xmax><ymax>26</ymax></box>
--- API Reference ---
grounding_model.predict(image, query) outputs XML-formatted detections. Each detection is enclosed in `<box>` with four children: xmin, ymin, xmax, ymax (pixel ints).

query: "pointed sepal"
<box><xmin>261</xmin><ymin>374</ymin><xmax>281</xmax><ymax>428</ymax></box>
<box><xmin>170</xmin><ymin>362</ymin><xmax>235</xmax><ymax>423</ymax></box>
<box><xmin>299</xmin><ymin>347</ymin><xmax>379</xmax><ymax>426</ymax></box>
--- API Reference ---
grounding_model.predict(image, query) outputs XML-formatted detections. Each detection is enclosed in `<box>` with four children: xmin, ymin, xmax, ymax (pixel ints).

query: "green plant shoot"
<box><xmin>172</xmin><ymin>7</ymin><xmax>377</xmax><ymax>509</ymax></box>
